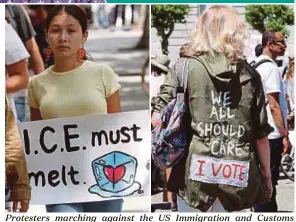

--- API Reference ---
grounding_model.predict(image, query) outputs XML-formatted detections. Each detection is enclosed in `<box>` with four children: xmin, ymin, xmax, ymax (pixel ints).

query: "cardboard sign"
<box><xmin>189</xmin><ymin>154</ymin><xmax>249</xmax><ymax>187</ymax></box>
<box><xmin>18</xmin><ymin>110</ymin><xmax>150</xmax><ymax>205</ymax></box>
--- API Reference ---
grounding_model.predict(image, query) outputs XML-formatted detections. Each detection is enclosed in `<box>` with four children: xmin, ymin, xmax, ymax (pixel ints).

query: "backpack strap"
<box><xmin>252</xmin><ymin>59</ymin><xmax>273</xmax><ymax>69</ymax></box>
<box><xmin>249</xmin><ymin>60</ymin><xmax>255</xmax><ymax>66</ymax></box>
<box><xmin>174</xmin><ymin>58</ymin><xmax>189</xmax><ymax>92</ymax></box>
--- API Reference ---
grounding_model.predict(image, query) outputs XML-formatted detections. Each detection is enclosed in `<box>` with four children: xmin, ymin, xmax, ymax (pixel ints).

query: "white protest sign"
<box><xmin>18</xmin><ymin>110</ymin><xmax>150</xmax><ymax>205</ymax></box>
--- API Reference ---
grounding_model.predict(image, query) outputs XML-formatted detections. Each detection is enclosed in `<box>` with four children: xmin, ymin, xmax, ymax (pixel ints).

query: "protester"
<box><xmin>150</xmin><ymin>54</ymin><xmax>170</xmax><ymax>98</ymax></box>
<box><xmin>5</xmin><ymin>20</ymin><xmax>31</xmax><ymax>213</ymax></box>
<box><xmin>152</xmin><ymin>5</ymin><xmax>273</xmax><ymax>212</ymax></box>
<box><xmin>150</xmin><ymin>54</ymin><xmax>179</xmax><ymax>211</ymax></box>
<box><xmin>5</xmin><ymin>5</ymin><xmax>45</xmax><ymax>122</ymax></box>
<box><xmin>25</xmin><ymin>5</ymin><xmax>55</xmax><ymax>68</ymax></box>
<box><xmin>27</xmin><ymin>5</ymin><xmax>122</xmax><ymax>212</ymax></box>
<box><xmin>253</xmin><ymin>30</ymin><xmax>290</xmax><ymax>212</ymax></box>
<box><xmin>5</xmin><ymin>5</ymin><xmax>44</xmax><ymax>75</ymax></box>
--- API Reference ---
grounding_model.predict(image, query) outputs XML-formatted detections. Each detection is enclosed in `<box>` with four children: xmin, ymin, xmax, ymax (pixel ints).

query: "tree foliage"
<box><xmin>151</xmin><ymin>5</ymin><xmax>191</xmax><ymax>55</ymax></box>
<box><xmin>245</xmin><ymin>5</ymin><xmax>294</xmax><ymax>36</ymax></box>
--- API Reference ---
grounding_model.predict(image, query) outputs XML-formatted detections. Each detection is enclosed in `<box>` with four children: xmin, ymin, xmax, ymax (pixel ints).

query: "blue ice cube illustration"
<box><xmin>91</xmin><ymin>151</ymin><xmax>137</xmax><ymax>193</ymax></box>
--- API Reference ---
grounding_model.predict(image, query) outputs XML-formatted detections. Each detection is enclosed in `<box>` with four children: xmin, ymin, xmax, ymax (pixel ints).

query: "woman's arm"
<box><xmin>107</xmin><ymin>91</ymin><xmax>121</xmax><ymax>113</ymax></box>
<box><xmin>30</xmin><ymin>107</ymin><xmax>43</xmax><ymax>121</ymax></box>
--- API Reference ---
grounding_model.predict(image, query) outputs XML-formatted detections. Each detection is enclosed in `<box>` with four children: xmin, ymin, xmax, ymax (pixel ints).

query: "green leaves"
<box><xmin>152</xmin><ymin>5</ymin><xmax>191</xmax><ymax>54</ymax></box>
<box><xmin>245</xmin><ymin>5</ymin><xmax>294</xmax><ymax>36</ymax></box>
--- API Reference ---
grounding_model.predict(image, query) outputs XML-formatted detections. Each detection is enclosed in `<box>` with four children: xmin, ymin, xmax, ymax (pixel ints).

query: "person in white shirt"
<box><xmin>5</xmin><ymin>20</ymin><xmax>30</xmax><ymax>119</ymax></box>
<box><xmin>5</xmin><ymin>20</ymin><xmax>31</xmax><ymax>213</ymax></box>
<box><xmin>253</xmin><ymin>30</ymin><xmax>290</xmax><ymax>212</ymax></box>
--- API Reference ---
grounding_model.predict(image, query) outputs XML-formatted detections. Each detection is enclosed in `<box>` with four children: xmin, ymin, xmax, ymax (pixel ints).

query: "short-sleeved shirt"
<box><xmin>5</xmin><ymin>21</ymin><xmax>29</xmax><ymax>65</ymax></box>
<box><xmin>255</xmin><ymin>55</ymin><xmax>288</xmax><ymax>139</ymax></box>
<box><xmin>27</xmin><ymin>60</ymin><xmax>121</xmax><ymax>120</ymax></box>
<box><xmin>5</xmin><ymin>21</ymin><xmax>29</xmax><ymax>118</ymax></box>
<box><xmin>5</xmin><ymin>21</ymin><xmax>28</xmax><ymax>148</ymax></box>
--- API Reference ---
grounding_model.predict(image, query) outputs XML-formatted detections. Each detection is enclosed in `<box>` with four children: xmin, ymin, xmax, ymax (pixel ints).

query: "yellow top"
<box><xmin>27</xmin><ymin>60</ymin><xmax>121</xmax><ymax>120</ymax></box>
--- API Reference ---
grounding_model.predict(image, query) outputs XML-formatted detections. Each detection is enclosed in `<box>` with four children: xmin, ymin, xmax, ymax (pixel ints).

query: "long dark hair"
<box><xmin>45</xmin><ymin>5</ymin><xmax>89</xmax><ymax>61</ymax></box>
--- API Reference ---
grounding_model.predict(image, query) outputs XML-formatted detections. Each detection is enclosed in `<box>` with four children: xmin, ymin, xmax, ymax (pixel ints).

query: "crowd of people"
<box><xmin>151</xmin><ymin>5</ymin><xmax>294</xmax><ymax>212</ymax></box>
<box><xmin>91</xmin><ymin>5</ymin><xmax>141</xmax><ymax>31</ymax></box>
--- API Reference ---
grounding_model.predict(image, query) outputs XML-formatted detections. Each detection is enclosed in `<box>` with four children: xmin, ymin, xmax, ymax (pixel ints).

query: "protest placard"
<box><xmin>18</xmin><ymin>110</ymin><xmax>150</xmax><ymax>205</ymax></box>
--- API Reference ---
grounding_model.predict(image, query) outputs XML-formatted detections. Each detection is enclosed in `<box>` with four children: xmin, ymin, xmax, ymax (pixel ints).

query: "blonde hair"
<box><xmin>185</xmin><ymin>5</ymin><xmax>247</xmax><ymax>63</ymax></box>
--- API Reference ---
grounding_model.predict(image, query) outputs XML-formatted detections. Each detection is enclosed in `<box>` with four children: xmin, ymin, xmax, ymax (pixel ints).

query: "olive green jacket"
<box><xmin>152</xmin><ymin>53</ymin><xmax>273</xmax><ymax>211</ymax></box>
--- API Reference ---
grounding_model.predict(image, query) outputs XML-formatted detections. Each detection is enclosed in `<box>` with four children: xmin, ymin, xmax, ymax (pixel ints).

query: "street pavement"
<box><xmin>85</xmin><ymin>28</ymin><xmax>149</xmax><ymax>112</ymax></box>
<box><xmin>151</xmin><ymin>173</ymin><xmax>295</xmax><ymax>212</ymax></box>
<box><xmin>26</xmin><ymin>28</ymin><xmax>150</xmax><ymax>213</ymax></box>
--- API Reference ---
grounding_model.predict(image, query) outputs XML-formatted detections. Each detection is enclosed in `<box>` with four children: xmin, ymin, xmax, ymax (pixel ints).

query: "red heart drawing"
<box><xmin>103</xmin><ymin>165</ymin><xmax>126</xmax><ymax>183</ymax></box>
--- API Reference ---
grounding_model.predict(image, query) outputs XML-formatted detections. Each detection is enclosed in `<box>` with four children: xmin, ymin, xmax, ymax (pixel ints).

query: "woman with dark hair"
<box><xmin>27</xmin><ymin>5</ymin><xmax>122</xmax><ymax>212</ymax></box>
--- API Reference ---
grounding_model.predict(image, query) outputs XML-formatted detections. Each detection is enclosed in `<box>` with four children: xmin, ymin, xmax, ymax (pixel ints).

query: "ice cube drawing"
<box><xmin>88</xmin><ymin>151</ymin><xmax>142</xmax><ymax>198</ymax></box>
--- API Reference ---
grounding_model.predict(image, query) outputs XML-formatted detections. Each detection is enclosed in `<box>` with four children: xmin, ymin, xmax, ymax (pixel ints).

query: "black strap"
<box><xmin>249</xmin><ymin>60</ymin><xmax>256</xmax><ymax>66</ymax></box>
<box><xmin>252</xmin><ymin>59</ymin><xmax>273</xmax><ymax>69</ymax></box>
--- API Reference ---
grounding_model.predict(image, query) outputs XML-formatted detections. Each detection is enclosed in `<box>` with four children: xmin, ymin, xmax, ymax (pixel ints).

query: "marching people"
<box><xmin>5</xmin><ymin>20</ymin><xmax>31</xmax><ymax>213</ymax></box>
<box><xmin>150</xmin><ymin>54</ymin><xmax>179</xmax><ymax>211</ymax></box>
<box><xmin>27</xmin><ymin>5</ymin><xmax>122</xmax><ymax>212</ymax></box>
<box><xmin>150</xmin><ymin>54</ymin><xmax>170</xmax><ymax>99</ymax></box>
<box><xmin>253</xmin><ymin>30</ymin><xmax>290</xmax><ymax>212</ymax></box>
<box><xmin>5</xmin><ymin>5</ymin><xmax>45</xmax><ymax>122</ymax></box>
<box><xmin>25</xmin><ymin>5</ymin><xmax>55</xmax><ymax>68</ymax></box>
<box><xmin>5</xmin><ymin>5</ymin><xmax>44</xmax><ymax>75</ymax></box>
<box><xmin>152</xmin><ymin>5</ymin><xmax>273</xmax><ymax>212</ymax></box>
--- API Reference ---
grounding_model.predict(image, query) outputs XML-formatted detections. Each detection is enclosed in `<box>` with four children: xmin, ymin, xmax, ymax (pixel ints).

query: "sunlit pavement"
<box><xmin>85</xmin><ymin>28</ymin><xmax>149</xmax><ymax>112</ymax></box>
